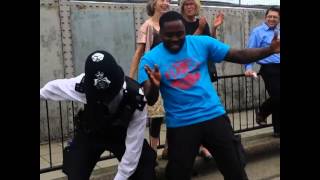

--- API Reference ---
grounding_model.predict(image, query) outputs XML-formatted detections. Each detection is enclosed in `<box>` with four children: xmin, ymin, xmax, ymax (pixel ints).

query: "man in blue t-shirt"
<box><xmin>138</xmin><ymin>11</ymin><xmax>280</xmax><ymax>180</ymax></box>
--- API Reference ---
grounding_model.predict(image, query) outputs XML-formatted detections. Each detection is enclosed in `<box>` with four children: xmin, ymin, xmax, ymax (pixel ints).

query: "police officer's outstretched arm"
<box><xmin>142</xmin><ymin>64</ymin><xmax>161</xmax><ymax>106</ymax></box>
<box><xmin>224</xmin><ymin>32</ymin><xmax>280</xmax><ymax>64</ymax></box>
<box><xmin>114</xmin><ymin>104</ymin><xmax>148</xmax><ymax>180</ymax></box>
<box><xmin>40</xmin><ymin>73</ymin><xmax>86</xmax><ymax>103</ymax></box>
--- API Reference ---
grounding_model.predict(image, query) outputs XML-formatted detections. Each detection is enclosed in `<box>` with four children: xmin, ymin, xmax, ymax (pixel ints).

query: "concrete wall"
<box><xmin>40</xmin><ymin>1</ymin><xmax>69</xmax><ymax>141</ymax></box>
<box><xmin>40</xmin><ymin>0</ymin><xmax>267</xmax><ymax>142</ymax></box>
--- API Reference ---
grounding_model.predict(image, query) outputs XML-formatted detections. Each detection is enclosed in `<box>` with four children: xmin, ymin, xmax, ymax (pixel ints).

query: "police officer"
<box><xmin>40</xmin><ymin>50</ymin><xmax>157</xmax><ymax>180</ymax></box>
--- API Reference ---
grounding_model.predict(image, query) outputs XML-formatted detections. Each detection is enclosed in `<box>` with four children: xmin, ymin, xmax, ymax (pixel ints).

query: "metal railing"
<box><xmin>215</xmin><ymin>73</ymin><xmax>271</xmax><ymax>133</ymax></box>
<box><xmin>40</xmin><ymin>73</ymin><xmax>271</xmax><ymax>174</ymax></box>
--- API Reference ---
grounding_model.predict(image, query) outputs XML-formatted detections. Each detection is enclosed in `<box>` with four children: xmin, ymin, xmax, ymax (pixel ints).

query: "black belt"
<box><xmin>259</xmin><ymin>63</ymin><xmax>280</xmax><ymax>67</ymax></box>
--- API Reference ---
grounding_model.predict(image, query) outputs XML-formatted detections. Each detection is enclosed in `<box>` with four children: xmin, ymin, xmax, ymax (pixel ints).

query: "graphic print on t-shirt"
<box><xmin>164</xmin><ymin>58</ymin><xmax>200</xmax><ymax>90</ymax></box>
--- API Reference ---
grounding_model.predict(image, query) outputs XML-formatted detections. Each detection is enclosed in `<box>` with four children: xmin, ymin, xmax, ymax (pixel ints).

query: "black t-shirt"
<box><xmin>183</xmin><ymin>18</ymin><xmax>210</xmax><ymax>36</ymax></box>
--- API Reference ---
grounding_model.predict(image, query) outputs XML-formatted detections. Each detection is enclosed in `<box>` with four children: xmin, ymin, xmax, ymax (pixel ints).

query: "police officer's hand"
<box><xmin>270</xmin><ymin>32</ymin><xmax>280</xmax><ymax>53</ymax></box>
<box><xmin>144</xmin><ymin>64</ymin><xmax>161</xmax><ymax>87</ymax></box>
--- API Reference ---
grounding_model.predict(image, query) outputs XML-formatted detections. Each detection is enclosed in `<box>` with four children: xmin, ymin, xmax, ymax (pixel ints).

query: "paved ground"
<box><xmin>40</xmin><ymin>110</ymin><xmax>278</xmax><ymax>180</ymax></box>
<box><xmin>191</xmin><ymin>151</ymin><xmax>280</xmax><ymax>180</ymax></box>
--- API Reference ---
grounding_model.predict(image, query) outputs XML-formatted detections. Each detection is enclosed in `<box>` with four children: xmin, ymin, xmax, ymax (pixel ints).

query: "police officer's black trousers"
<box><xmin>165</xmin><ymin>115</ymin><xmax>248</xmax><ymax>180</ymax></box>
<box><xmin>259</xmin><ymin>64</ymin><xmax>280</xmax><ymax>134</ymax></box>
<box><xmin>62</xmin><ymin>130</ymin><xmax>156</xmax><ymax>180</ymax></box>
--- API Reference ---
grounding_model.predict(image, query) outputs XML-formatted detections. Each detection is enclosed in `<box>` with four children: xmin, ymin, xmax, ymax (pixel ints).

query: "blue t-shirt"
<box><xmin>138</xmin><ymin>35</ymin><xmax>230</xmax><ymax>128</ymax></box>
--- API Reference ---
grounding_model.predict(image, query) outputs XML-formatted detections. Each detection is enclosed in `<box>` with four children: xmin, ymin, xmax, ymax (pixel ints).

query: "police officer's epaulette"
<box><xmin>111</xmin><ymin>77</ymin><xmax>146</xmax><ymax>127</ymax></box>
<box><xmin>123</xmin><ymin>76</ymin><xmax>146</xmax><ymax>111</ymax></box>
<box><xmin>75</xmin><ymin>76</ymin><xmax>85</xmax><ymax>93</ymax></box>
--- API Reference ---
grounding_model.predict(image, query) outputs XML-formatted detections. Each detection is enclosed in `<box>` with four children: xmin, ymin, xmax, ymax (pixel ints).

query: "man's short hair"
<box><xmin>265</xmin><ymin>6</ymin><xmax>280</xmax><ymax>16</ymax></box>
<box><xmin>159</xmin><ymin>11</ymin><xmax>185</xmax><ymax>29</ymax></box>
